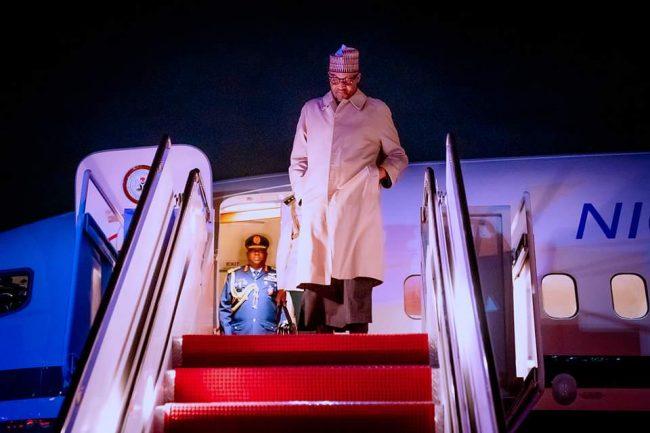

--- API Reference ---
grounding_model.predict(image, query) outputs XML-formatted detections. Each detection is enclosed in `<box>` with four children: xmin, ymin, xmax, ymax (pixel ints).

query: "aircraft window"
<box><xmin>611</xmin><ymin>274</ymin><xmax>648</xmax><ymax>319</ymax></box>
<box><xmin>403</xmin><ymin>274</ymin><xmax>423</xmax><ymax>319</ymax></box>
<box><xmin>0</xmin><ymin>269</ymin><xmax>33</xmax><ymax>315</ymax></box>
<box><xmin>541</xmin><ymin>274</ymin><xmax>578</xmax><ymax>319</ymax></box>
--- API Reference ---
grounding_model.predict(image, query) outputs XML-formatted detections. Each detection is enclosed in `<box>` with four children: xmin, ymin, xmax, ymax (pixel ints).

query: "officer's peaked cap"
<box><xmin>245</xmin><ymin>234</ymin><xmax>270</xmax><ymax>250</ymax></box>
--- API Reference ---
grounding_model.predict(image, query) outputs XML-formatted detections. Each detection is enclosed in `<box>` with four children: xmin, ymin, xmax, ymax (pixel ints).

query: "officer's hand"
<box><xmin>276</xmin><ymin>289</ymin><xmax>287</xmax><ymax>306</ymax></box>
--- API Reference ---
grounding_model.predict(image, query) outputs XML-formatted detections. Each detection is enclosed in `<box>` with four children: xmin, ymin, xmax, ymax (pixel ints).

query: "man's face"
<box><xmin>246</xmin><ymin>248</ymin><xmax>267</xmax><ymax>268</ymax></box>
<box><xmin>328</xmin><ymin>72</ymin><xmax>360</xmax><ymax>102</ymax></box>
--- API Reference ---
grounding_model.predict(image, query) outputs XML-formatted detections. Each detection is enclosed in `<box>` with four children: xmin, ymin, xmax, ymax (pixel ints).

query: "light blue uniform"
<box><xmin>219</xmin><ymin>265</ymin><xmax>282</xmax><ymax>335</ymax></box>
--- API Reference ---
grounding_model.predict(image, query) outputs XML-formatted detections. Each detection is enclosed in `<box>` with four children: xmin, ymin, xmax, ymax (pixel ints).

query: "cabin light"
<box><xmin>0</xmin><ymin>418</ymin><xmax>54</xmax><ymax>431</ymax></box>
<box><xmin>220</xmin><ymin>208</ymin><xmax>281</xmax><ymax>223</ymax></box>
<box><xmin>221</xmin><ymin>202</ymin><xmax>281</xmax><ymax>213</ymax></box>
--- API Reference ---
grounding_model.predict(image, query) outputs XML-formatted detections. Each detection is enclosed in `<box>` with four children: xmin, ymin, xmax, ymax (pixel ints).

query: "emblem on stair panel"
<box><xmin>123</xmin><ymin>164</ymin><xmax>151</xmax><ymax>204</ymax></box>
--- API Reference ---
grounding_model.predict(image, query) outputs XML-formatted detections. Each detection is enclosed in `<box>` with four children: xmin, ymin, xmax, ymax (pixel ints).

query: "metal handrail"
<box><xmin>426</xmin><ymin>165</ymin><xmax>462</xmax><ymax>433</ymax></box>
<box><xmin>192</xmin><ymin>169</ymin><xmax>212</xmax><ymax>223</ymax></box>
<box><xmin>61</xmin><ymin>167</ymin><xmax>124</xmax><ymax>388</ymax></box>
<box><xmin>79</xmin><ymin>169</ymin><xmax>125</xmax><ymax>226</ymax></box>
<box><xmin>446</xmin><ymin>133</ymin><xmax>506</xmax><ymax>432</ymax></box>
<box><xmin>114</xmin><ymin>168</ymin><xmax>212</xmax><ymax>432</ymax></box>
<box><xmin>57</xmin><ymin>135</ymin><xmax>172</xmax><ymax>432</ymax></box>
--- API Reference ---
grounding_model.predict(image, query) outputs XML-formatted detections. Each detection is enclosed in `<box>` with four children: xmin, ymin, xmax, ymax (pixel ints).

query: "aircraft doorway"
<box><xmin>215</xmin><ymin>191</ymin><xmax>294</xmax><ymax>331</ymax></box>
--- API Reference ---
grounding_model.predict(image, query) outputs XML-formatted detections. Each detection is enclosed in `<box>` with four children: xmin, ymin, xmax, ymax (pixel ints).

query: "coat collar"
<box><xmin>321</xmin><ymin>91</ymin><xmax>335</xmax><ymax>111</ymax></box>
<box><xmin>349</xmin><ymin>89</ymin><xmax>368</xmax><ymax>110</ymax></box>
<box><xmin>320</xmin><ymin>89</ymin><xmax>367</xmax><ymax>111</ymax></box>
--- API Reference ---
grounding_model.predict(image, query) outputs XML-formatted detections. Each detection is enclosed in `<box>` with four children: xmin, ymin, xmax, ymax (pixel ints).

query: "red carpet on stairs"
<box><xmin>180</xmin><ymin>334</ymin><xmax>430</xmax><ymax>366</ymax></box>
<box><xmin>172</xmin><ymin>366</ymin><xmax>432</xmax><ymax>402</ymax></box>
<box><xmin>161</xmin><ymin>402</ymin><xmax>435</xmax><ymax>433</ymax></box>
<box><xmin>157</xmin><ymin>334</ymin><xmax>435</xmax><ymax>433</ymax></box>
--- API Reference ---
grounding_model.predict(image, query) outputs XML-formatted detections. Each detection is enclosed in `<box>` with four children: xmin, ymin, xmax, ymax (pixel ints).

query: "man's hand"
<box><xmin>378</xmin><ymin>166</ymin><xmax>388</xmax><ymax>181</ymax></box>
<box><xmin>276</xmin><ymin>289</ymin><xmax>287</xmax><ymax>306</ymax></box>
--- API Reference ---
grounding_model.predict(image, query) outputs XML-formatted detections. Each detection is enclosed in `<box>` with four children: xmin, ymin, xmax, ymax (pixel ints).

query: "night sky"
<box><xmin>1</xmin><ymin>2</ymin><xmax>648</xmax><ymax>231</ymax></box>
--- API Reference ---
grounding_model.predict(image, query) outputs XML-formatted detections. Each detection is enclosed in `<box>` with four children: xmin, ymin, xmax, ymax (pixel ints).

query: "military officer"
<box><xmin>219</xmin><ymin>234</ymin><xmax>286</xmax><ymax>335</ymax></box>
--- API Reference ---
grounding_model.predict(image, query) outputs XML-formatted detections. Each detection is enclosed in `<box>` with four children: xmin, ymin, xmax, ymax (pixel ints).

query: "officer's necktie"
<box><xmin>251</xmin><ymin>270</ymin><xmax>260</xmax><ymax>308</ymax></box>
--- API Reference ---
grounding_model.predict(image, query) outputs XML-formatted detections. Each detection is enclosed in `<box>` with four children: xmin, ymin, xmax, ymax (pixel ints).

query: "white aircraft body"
<box><xmin>1</xmin><ymin>136</ymin><xmax>648</xmax><ymax>432</ymax></box>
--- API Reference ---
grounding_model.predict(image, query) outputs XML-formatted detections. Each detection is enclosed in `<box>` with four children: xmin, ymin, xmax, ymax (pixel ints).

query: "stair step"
<box><xmin>176</xmin><ymin>334</ymin><xmax>430</xmax><ymax>367</ymax></box>
<box><xmin>157</xmin><ymin>401</ymin><xmax>435</xmax><ymax>433</ymax></box>
<box><xmin>170</xmin><ymin>366</ymin><xmax>432</xmax><ymax>403</ymax></box>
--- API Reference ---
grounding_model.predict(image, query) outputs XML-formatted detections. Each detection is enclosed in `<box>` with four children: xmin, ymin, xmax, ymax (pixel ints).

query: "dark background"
<box><xmin>1</xmin><ymin>2</ymin><xmax>648</xmax><ymax>231</ymax></box>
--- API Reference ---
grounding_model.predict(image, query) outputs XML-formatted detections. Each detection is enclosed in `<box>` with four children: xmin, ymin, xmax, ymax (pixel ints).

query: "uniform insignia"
<box><xmin>253</xmin><ymin>235</ymin><xmax>261</xmax><ymax>245</ymax></box>
<box><xmin>248</xmin><ymin>283</ymin><xmax>259</xmax><ymax>309</ymax></box>
<box><xmin>227</xmin><ymin>266</ymin><xmax>241</xmax><ymax>274</ymax></box>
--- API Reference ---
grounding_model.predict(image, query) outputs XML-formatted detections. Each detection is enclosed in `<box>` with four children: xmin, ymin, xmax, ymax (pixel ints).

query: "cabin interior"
<box><xmin>215</xmin><ymin>192</ymin><xmax>288</xmax><ymax>299</ymax></box>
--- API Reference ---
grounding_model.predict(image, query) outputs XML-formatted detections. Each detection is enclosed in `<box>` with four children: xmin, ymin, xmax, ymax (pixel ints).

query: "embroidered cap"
<box><xmin>329</xmin><ymin>44</ymin><xmax>360</xmax><ymax>73</ymax></box>
<box><xmin>245</xmin><ymin>234</ymin><xmax>270</xmax><ymax>250</ymax></box>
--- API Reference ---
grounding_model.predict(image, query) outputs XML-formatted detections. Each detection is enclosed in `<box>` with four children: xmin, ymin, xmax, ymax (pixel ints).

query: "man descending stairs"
<box><xmin>155</xmin><ymin>334</ymin><xmax>435</xmax><ymax>433</ymax></box>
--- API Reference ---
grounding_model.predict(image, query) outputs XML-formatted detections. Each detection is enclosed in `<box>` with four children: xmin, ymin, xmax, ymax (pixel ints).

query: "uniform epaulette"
<box><xmin>227</xmin><ymin>266</ymin><xmax>241</xmax><ymax>274</ymax></box>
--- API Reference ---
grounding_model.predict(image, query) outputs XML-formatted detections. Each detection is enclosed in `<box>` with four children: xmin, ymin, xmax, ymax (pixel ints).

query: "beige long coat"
<box><xmin>289</xmin><ymin>90</ymin><xmax>408</xmax><ymax>286</ymax></box>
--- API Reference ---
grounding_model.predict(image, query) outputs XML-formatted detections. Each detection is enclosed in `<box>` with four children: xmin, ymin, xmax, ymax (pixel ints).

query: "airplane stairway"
<box><xmin>155</xmin><ymin>333</ymin><xmax>435</xmax><ymax>433</ymax></box>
